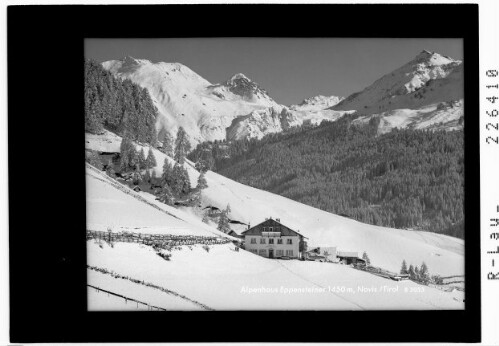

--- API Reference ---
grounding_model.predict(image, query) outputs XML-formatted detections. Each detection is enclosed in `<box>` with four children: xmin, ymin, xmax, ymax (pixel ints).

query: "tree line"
<box><xmin>84</xmin><ymin>59</ymin><xmax>158</xmax><ymax>144</ymax></box>
<box><xmin>189</xmin><ymin>117</ymin><xmax>464</xmax><ymax>238</ymax></box>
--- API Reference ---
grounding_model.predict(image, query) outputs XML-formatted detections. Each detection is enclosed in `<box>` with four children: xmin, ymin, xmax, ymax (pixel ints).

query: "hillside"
<box><xmin>333</xmin><ymin>50</ymin><xmax>463</xmax><ymax>133</ymax></box>
<box><xmin>101</xmin><ymin>57</ymin><xmax>351</xmax><ymax>145</ymax></box>
<box><xmin>202</xmin><ymin>118</ymin><xmax>464</xmax><ymax>238</ymax></box>
<box><xmin>86</xmin><ymin>131</ymin><xmax>464</xmax><ymax>277</ymax></box>
<box><xmin>85</xmin><ymin>148</ymin><xmax>464</xmax><ymax>310</ymax></box>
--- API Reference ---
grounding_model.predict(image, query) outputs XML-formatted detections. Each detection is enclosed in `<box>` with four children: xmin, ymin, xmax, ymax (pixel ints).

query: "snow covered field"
<box><xmin>88</xmin><ymin>241</ymin><xmax>463</xmax><ymax>310</ymax></box>
<box><xmin>85</xmin><ymin>131</ymin><xmax>465</xmax><ymax>310</ymax></box>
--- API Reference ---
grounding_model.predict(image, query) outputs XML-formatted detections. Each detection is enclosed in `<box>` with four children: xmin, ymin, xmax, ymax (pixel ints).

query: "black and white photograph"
<box><xmin>84</xmin><ymin>37</ymin><xmax>465</xmax><ymax>311</ymax></box>
<box><xmin>7</xmin><ymin>2</ymin><xmax>490</xmax><ymax>344</ymax></box>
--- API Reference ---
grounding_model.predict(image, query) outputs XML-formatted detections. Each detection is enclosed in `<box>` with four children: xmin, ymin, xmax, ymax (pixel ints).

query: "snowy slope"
<box><xmin>86</xmin><ymin>132</ymin><xmax>464</xmax><ymax>309</ymax></box>
<box><xmin>352</xmin><ymin>99</ymin><xmax>464</xmax><ymax>134</ymax></box>
<box><xmin>86</xmin><ymin>131</ymin><xmax>464</xmax><ymax>278</ymax></box>
<box><xmin>334</xmin><ymin>50</ymin><xmax>462</xmax><ymax>113</ymax></box>
<box><xmin>290</xmin><ymin>95</ymin><xmax>344</xmax><ymax>112</ymax></box>
<box><xmin>102</xmin><ymin>57</ymin><xmax>281</xmax><ymax>145</ymax></box>
<box><xmin>200</xmin><ymin>169</ymin><xmax>464</xmax><ymax>277</ymax></box>
<box><xmin>88</xmin><ymin>241</ymin><xmax>463</xmax><ymax>310</ymax></box>
<box><xmin>102</xmin><ymin>57</ymin><xmax>350</xmax><ymax>144</ymax></box>
<box><xmin>333</xmin><ymin>50</ymin><xmax>463</xmax><ymax>132</ymax></box>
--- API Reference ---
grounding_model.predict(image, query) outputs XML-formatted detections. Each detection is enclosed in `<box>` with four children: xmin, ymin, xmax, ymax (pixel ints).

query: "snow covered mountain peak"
<box><xmin>413</xmin><ymin>50</ymin><xmax>459</xmax><ymax>66</ymax></box>
<box><xmin>290</xmin><ymin>95</ymin><xmax>344</xmax><ymax>111</ymax></box>
<box><xmin>221</xmin><ymin>72</ymin><xmax>270</xmax><ymax>101</ymax></box>
<box><xmin>227</xmin><ymin>73</ymin><xmax>251</xmax><ymax>83</ymax></box>
<box><xmin>333</xmin><ymin>50</ymin><xmax>463</xmax><ymax>114</ymax></box>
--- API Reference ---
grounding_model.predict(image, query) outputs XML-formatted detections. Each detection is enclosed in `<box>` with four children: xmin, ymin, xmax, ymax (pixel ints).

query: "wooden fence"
<box><xmin>87</xmin><ymin>229</ymin><xmax>232</xmax><ymax>249</ymax></box>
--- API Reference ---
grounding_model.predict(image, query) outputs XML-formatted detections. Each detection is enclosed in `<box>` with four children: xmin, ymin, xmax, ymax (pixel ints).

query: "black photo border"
<box><xmin>8</xmin><ymin>4</ymin><xmax>480</xmax><ymax>343</ymax></box>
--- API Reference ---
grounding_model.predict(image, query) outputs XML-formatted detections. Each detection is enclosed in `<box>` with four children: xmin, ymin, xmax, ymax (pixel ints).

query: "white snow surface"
<box><xmin>352</xmin><ymin>99</ymin><xmax>464</xmax><ymax>134</ymax></box>
<box><xmin>289</xmin><ymin>95</ymin><xmax>344</xmax><ymax>112</ymax></box>
<box><xmin>101</xmin><ymin>57</ymin><xmax>349</xmax><ymax>144</ymax></box>
<box><xmin>334</xmin><ymin>51</ymin><xmax>463</xmax><ymax>132</ymax></box>
<box><xmin>86</xmin><ymin>131</ymin><xmax>464</xmax><ymax>279</ymax></box>
<box><xmin>102</xmin><ymin>57</ymin><xmax>281</xmax><ymax>145</ymax></box>
<box><xmin>88</xmin><ymin>241</ymin><xmax>463</xmax><ymax>310</ymax></box>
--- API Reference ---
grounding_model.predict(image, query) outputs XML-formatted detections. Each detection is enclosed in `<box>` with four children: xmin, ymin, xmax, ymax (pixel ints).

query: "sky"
<box><xmin>85</xmin><ymin>38</ymin><xmax>462</xmax><ymax>106</ymax></box>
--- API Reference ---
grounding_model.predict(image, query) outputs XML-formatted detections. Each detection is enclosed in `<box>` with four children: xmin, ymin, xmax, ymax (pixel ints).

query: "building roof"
<box><xmin>337</xmin><ymin>251</ymin><xmax>360</xmax><ymax>258</ymax></box>
<box><xmin>241</xmin><ymin>218</ymin><xmax>306</xmax><ymax>238</ymax></box>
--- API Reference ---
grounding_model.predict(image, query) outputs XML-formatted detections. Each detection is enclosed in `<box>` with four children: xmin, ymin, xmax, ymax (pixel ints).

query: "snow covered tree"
<box><xmin>202</xmin><ymin>211</ymin><xmax>210</xmax><ymax>224</ymax></box>
<box><xmin>132</xmin><ymin>165</ymin><xmax>142</xmax><ymax>185</ymax></box>
<box><xmin>162</xmin><ymin>130</ymin><xmax>174</xmax><ymax>157</ymax></box>
<box><xmin>174</xmin><ymin>127</ymin><xmax>191</xmax><ymax>164</ymax></box>
<box><xmin>158</xmin><ymin>183</ymin><xmax>174</xmax><ymax>206</ymax></box>
<box><xmin>408</xmin><ymin>264</ymin><xmax>415</xmax><ymax>279</ymax></box>
<box><xmin>105</xmin><ymin>162</ymin><xmax>115</xmax><ymax>177</ymax></box>
<box><xmin>171</xmin><ymin>163</ymin><xmax>191</xmax><ymax>197</ymax></box>
<box><xmin>129</xmin><ymin>148</ymin><xmax>139</xmax><ymax>170</ymax></box>
<box><xmin>180</xmin><ymin>165</ymin><xmax>191</xmax><ymax>195</ymax></box>
<box><xmin>144</xmin><ymin>169</ymin><xmax>151</xmax><ymax>183</ymax></box>
<box><xmin>414</xmin><ymin>266</ymin><xmax>420</xmax><ymax>281</ymax></box>
<box><xmin>138</xmin><ymin>148</ymin><xmax>147</xmax><ymax>170</ymax></box>
<box><xmin>161</xmin><ymin>158</ymin><xmax>173</xmax><ymax>186</ymax></box>
<box><xmin>420</xmin><ymin>262</ymin><xmax>430</xmax><ymax>283</ymax></box>
<box><xmin>119</xmin><ymin>136</ymin><xmax>133</xmax><ymax>172</ymax></box>
<box><xmin>400</xmin><ymin>260</ymin><xmax>408</xmax><ymax>274</ymax></box>
<box><xmin>217</xmin><ymin>208</ymin><xmax>231</xmax><ymax>234</ymax></box>
<box><xmin>362</xmin><ymin>251</ymin><xmax>371</xmax><ymax>266</ymax></box>
<box><xmin>197</xmin><ymin>171</ymin><xmax>208</xmax><ymax>191</ymax></box>
<box><xmin>146</xmin><ymin>147</ymin><xmax>157</xmax><ymax>169</ymax></box>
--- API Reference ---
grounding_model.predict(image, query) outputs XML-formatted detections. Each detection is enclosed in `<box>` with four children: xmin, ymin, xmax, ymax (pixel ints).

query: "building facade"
<box><xmin>242</xmin><ymin>218</ymin><xmax>306</xmax><ymax>259</ymax></box>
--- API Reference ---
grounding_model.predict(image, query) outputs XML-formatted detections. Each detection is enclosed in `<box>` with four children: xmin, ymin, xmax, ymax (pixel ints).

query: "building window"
<box><xmin>259</xmin><ymin>249</ymin><xmax>267</xmax><ymax>256</ymax></box>
<box><xmin>269</xmin><ymin>238</ymin><xmax>274</xmax><ymax>244</ymax></box>
<box><xmin>286</xmin><ymin>250</ymin><xmax>293</xmax><ymax>257</ymax></box>
<box><xmin>269</xmin><ymin>227</ymin><xmax>273</xmax><ymax>232</ymax></box>
<box><xmin>287</xmin><ymin>239</ymin><xmax>293</xmax><ymax>244</ymax></box>
<box><xmin>250</xmin><ymin>238</ymin><xmax>256</xmax><ymax>244</ymax></box>
<box><xmin>277</xmin><ymin>239</ymin><xmax>283</xmax><ymax>244</ymax></box>
<box><xmin>276</xmin><ymin>250</ymin><xmax>284</xmax><ymax>257</ymax></box>
<box><xmin>262</xmin><ymin>227</ymin><xmax>266</xmax><ymax>232</ymax></box>
<box><xmin>260</xmin><ymin>238</ymin><xmax>266</xmax><ymax>244</ymax></box>
<box><xmin>250</xmin><ymin>249</ymin><xmax>257</xmax><ymax>254</ymax></box>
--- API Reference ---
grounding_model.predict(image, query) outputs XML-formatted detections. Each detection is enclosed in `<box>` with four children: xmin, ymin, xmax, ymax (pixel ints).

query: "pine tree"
<box><xmin>202</xmin><ymin>211</ymin><xmax>210</xmax><ymax>224</ymax></box>
<box><xmin>408</xmin><ymin>264</ymin><xmax>415</xmax><ymax>279</ymax></box>
<box><xmin>217</xmin><ymin>208</ymin><xmax>231</xmax><ymax>234</ymax></box>
<box><xmin>158</xmin><ymin>183</ymin><xmax>174</xmax><ymax>206</ymax></box>
<box><xmin>414</xmin><ymin>266</ymin><xmax>420</xmax><ymax>281</ymax></box>
<box><xmin>171</xmin><ymin>163</ymin><xmax>185</xmax><ymax>196</ymax></box>
<box><xmin>162</xmin><ymin>131</ymin><xmax>174</xmax><ymax>157</ymax></box>
<box><xmin>420</xmin><ymin>262</ymin><xmax>429</xmax><ymax>283</ymax></box>
<box><xmin>197</xmin><ymin>171</ymin><xmax>208</xmax><ymax>191</ymax></box>
<box><xmin>174</xmin><ymin>127</ymin><xmax>191</xmax><ymax>164</ymax></box>
<box><xmin>180</xmin><ymin>166</ymin><xmax>191</xmax><ymax>195</ymax></box>
<box><xmin>162</xmin><ymin>158</ymin><xmax>173</xmax><ymax>186</ymax></box>
<box><xmin>132</xmin><ymin>165</ymin><xmax>142</xmax><ymax>185</ymax></box>
<box><xmin>400</xmin><ymin>260</ymin><xmax>408</xmax><ymax>274</ymax></box>
<box><xmin>138</xmin><ymin>148</ymin><xmax>147</xmax><ymax>170</ymax></box>
<box><xmin>362</xmin><ymin>251</ymin><xmax>371</xmax><ymax>266</ymax></box>
<box><xmin>144</xmin><ymin>169</ymin><xmax>151</xmax><ymax>183</ymax></box>
<box><xmin>146</xmin><ymin>147</ymin><xmax>157</xmax><ymax>169</ymax></box>
<box><xmin>119</xmin><ymin>136</ymin><xmax>132</xmax><ymax>172</ymax></box>
<box><xmin>129</xmin><ymin>148</ymin><xmax>139</xmax><ymax>170</ymax></box>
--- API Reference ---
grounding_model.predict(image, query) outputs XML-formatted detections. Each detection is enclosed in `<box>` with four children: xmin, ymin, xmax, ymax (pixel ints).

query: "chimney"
<box><xmin>276</xmin><ymin>218</ymin><xmax>280</xmax><ymax>222</ymax></box>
